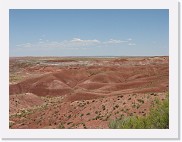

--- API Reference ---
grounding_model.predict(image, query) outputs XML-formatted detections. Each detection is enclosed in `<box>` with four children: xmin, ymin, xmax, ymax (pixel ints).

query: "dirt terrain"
<box><xmin>9</xmin><ymin>56</ymin><xmax>169</xmax><ymax>129</ymax></box>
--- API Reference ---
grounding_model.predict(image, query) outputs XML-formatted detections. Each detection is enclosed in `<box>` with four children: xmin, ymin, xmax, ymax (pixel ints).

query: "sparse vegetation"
<box><xmin>109</xmin><ymin>96</ymin><xmax>169</xmax><ymax>129</ymax></box>
<box><xmin>9</xmin><ymin>121</ymin><xmax>14</xmax><ymax>128</ymax></box>
<box><xmin>115</xmin><ymin>104</ymin><xmax>119</xmax><ymax>108</ymax></box>
<box><xmin>82</xmin><ymin>123</ymin><xmax>87</xmax><ymax>129</ymax></box>
<box><xmin>67</xmin><ymin>122</ymin><xmax>73</xmax><ymax>125</ymax></box>
<box><xmin>137</xmin><ymin>99</ymin><xmax>144</xmax><ymax>104</ymax></box>
<box><xmin>58</xmin><ymin>123</ymin><xmax>65</xmax><ymax>129</ymax></box>
<box><xmin>80</xmin><ymin>113</ymin><xmax>84</xmax><ymax>118</ymax></box>
<box><xmin>67</xmin><ymin>114</ymin><xmax>71</xmax><ymax>119</ymax></box>
<box><xmin>86</xmin><ymin>112</ymin><xmax>90</xmax><ymax>115</ymax></box>
<box><xmin>102</xmin><ymin>105</ymin><xmax>106</xmax><ymax>111</ymax></box>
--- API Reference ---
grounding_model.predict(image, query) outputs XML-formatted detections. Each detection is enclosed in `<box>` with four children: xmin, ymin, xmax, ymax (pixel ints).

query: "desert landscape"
<box><xmin>9</xmin><ymin>56</ymin><xmax>169</xmax><ymax>129</ymax></box>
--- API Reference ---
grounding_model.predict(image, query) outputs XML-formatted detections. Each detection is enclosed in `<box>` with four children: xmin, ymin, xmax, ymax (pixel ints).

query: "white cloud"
<box><xmin>128</xmin><ymin>43</ymin><xmax>136</xmax><ymax>46</ymax></box>
<box><xmin>16</xmin><ymin>43</ymin><xmax>32</xmax><ymax>48</ymax></box>
<box><xmin>16</xmin><ymin>38</ymin><xmax>135</xmax><ymax>49</ymax></box>
<box><xmin>106</xmin><ymin>39</ymin><xmax>128</xmax><ymax>44</ymax></box>
<box><xmin>71</xmin><ymin>38</ymin><xmax>100</xmax><ymax>43</ymax></box>
<box><xmin>127</xmin><ymin>38</ymin><xmax>132</xmax><ymax>41</ymax></box>
<box><xmin>64</xmin><ymin>38</ymin><xmax>101</xmax><ymax>47</ymax></box>
<box><xmin>71</xmin><ymin>38</ymin><xmax>82</xmax><ymax>42</ymax></box>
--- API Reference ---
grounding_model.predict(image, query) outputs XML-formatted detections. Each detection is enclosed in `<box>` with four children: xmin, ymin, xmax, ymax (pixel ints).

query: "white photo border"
<box><xmin>0</xmin><ymin>0</ymin><xmax>179</xmax><ymax>139</ymax></box>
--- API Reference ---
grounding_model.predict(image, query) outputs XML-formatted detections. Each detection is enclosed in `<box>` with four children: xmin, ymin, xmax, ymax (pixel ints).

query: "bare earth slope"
<box><xmin>9</xmin><ymin>56</ymin><xmax>169</xmax><ymax>129</ymax></box>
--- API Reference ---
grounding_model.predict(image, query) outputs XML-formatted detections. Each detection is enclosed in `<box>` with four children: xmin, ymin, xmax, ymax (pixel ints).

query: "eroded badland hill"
<box><xmin>9</xmin><ymin>56</ymin><xmax>169</xmax><ymax>129</ymax></box>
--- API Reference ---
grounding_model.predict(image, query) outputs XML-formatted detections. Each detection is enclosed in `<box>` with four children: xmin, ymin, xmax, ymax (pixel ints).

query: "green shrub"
<box><xmin>58</xmin><ymin>123</ymin><xmax>65</xmax><ymax>129</ymax></box>
<box><xmin>102</xmin><ymin>105</ymin><xmax>106</xmax><ymax>110</ymax></box>
<box><xmin>137</xmin><ymin>99</ymin><xmax>144</xmax><ymax>104</ymax></box>
<box><xmin>109</xmin><ymin>96</ymin><xmax>169</xmax><ymax>129</ymax></box>
<box><xmin>9</xmin><ymin>121</ymin><xmax>14</xmax><ymax>128</ymax></box>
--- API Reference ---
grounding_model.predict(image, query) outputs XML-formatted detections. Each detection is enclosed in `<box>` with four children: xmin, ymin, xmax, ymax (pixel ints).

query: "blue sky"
<box><xmin>9</xmin><ymin>9</ymin><xmax>169</xmax><ymax>57</ymax></box>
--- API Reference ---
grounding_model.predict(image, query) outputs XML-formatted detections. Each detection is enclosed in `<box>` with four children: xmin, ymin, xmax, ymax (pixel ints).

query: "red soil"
<box><xmin>10</xmin><ymin>93</ymin><xmax>44</xmax><ymax>114</ymax></box>
<box><xmin>9</xmin><ymin>56</ymin><xmax>169</xmax><ymax>129</ymax></box>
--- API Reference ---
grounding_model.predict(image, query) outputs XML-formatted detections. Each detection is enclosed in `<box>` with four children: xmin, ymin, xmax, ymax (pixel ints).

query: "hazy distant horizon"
<box><xmin>10</xmin><ymin>9</ymin><xmax>169</xmax><ymax>57</ymax></box>
<box><xmin>9</xmin><ymin>55</ymin><xmax>169</xmax><ymax>58</ymax></box>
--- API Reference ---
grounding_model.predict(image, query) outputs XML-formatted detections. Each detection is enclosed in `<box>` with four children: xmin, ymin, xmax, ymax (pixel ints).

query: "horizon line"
<box><xmin>9</xmin><ymin>55</ymin><xmax>169</xmax><ymax>58</ymax></box>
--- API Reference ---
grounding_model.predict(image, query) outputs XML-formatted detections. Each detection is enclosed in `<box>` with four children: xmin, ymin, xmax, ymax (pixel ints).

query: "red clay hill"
<box><xmin>9</xmin><ymin>56</ymin><xmax>169</xmax><ymax>129</ymax></box>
